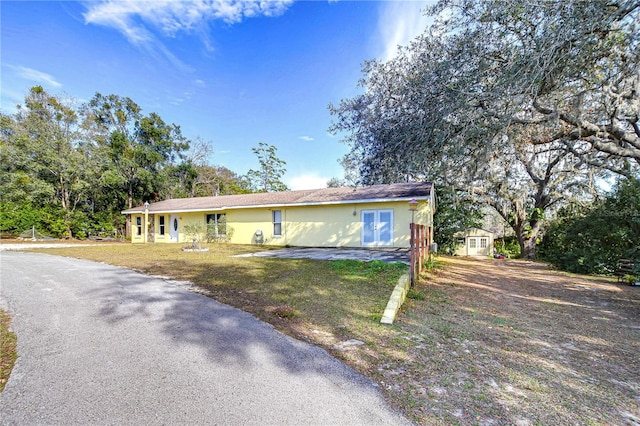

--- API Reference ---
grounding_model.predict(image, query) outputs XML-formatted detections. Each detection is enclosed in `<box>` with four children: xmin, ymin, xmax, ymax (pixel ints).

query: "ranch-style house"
<box><xmin>122</xmin><ymin>182</ymin><xmax>435</xmax><ymax>248</ymax></box>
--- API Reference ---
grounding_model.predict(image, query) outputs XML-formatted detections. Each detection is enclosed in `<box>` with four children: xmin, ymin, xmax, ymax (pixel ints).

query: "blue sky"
<box><xmin>1</xmin><ymin>1</ymin><xmax>432</xmax><ymax>190</ymax></box>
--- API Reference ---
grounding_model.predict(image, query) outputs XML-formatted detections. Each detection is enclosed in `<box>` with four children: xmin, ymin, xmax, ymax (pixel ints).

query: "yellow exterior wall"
<box><xmin>131</xmin><ymin>212</ymin><xmax>205</xmax><ymax>244</ymax></box>
<box><xmin>225</xmin><ymin>201</ymin><xmax>432</xmax><ymax>248</ymax></box>
<box><xmin>130</xmin><ymin>199</ymin><xmax>434</xmax><ymax>248</ymax></box>
<box><xmin>150</xmin><ymin>214</ymin><xmax>170</xmax><ymax>243</ymax></box>
<box><xmin>131</xmin><ymin>214</ymin><xmax>144</xmax><ymax>243</ymax></box>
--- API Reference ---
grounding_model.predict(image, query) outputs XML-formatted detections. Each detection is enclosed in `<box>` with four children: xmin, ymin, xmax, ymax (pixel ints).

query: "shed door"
<box><xmin>169</xmin><ymin>214</ymin><xmax>179</xmax><ymax>242</ymax></box>
<box><xmin>362</xmin><ymin>210</ymin><xmax>393</xmax><ymax>247</ymax></box>
<box><xmin>467</xmin><ymin>237</ymin><xmax>478</xmax><ymax>255</ymax></box>
<box><xmin>468</xmin><ymin>237</ymin><xmax>489</xmax><ymax>256</ymax></box>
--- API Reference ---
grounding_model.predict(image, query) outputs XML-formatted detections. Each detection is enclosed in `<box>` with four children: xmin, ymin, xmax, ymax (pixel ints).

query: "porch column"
<box><xmin>143</xmin><ymin>202</ymin><xmax>149</xmax><ymax>243</ymax></box>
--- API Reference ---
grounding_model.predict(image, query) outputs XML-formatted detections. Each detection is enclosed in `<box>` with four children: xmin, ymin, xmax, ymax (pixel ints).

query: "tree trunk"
<box><xmin>521</xmin><ymin>237</ymin><xmax>537</xmax><ymax>260</ymax></box>
<box><xmin>516</xmin><ymin>217</ymin><xmax>543</xmax><ymax>260</ymax></box>
<box><xmin>59</xmin><ymin>175</ymin><xmax>68</xmax><ymax>211</ymax></box>
<box><xmin>127</xmin><ymin>188</ymin><xmax>133</xmax><ymax>209</ymax></box>
<box><xmin>125</xmin><ymin>214</ymin><xmax>131</xmax><ymax>239</ymax></box>
<box><xmin>516</xmin><ymin>228</ymin><xmax>526</xmax><ymax>259</ymax></box>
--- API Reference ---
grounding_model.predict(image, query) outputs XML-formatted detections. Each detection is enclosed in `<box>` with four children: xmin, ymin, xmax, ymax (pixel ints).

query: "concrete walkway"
<box><xmin>235</xmin><ymin>247</ymin><xmax>410</xmax><ymax>263</ymax></box>
<box><xmin>0</xmin><ymin>242</ymin><xmax>101</xmax><ymax>251</ymax></box>
<box><xmin>0</xmin><ymin>243</ymin><xmax>410</xmax><ymax>264</ymax></box>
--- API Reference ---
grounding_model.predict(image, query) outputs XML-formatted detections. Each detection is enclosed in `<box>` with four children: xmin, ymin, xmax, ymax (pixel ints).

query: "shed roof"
<box><xmin>122</xmin><ymin>182</ymin><xmax>433</xmax><ymax>214</ymax></box>
<box><xmin>454</xmin><ymin>228</ymin><xmax>495</xmax><ymax>238</ymax></box>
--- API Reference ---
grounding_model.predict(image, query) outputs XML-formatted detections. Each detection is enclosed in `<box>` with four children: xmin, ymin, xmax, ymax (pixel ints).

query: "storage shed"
<box><xmin>454</xmin><ymin>228</ymin><xmax>494</xmax><ymax>257</ymax></box>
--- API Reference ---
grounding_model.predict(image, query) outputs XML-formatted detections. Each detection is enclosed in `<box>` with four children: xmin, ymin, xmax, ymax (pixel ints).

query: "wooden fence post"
<box><xmin>410</xmin><ymin>223</ymin><xmax>415</xmax><ymax>287</ymax></box>
<box><xmin>425</xmin><ymin>226</ymin><xmax>430</xmax><ymax>262</ymax></box>
<box><xmin>423</xmin><ymin>225</ymin><xmax>428</xmax><ymax>263</ymax></box>
<box><xmin>411</xmin><ymin>224</ymin><xmax>432</xmax><ymax>287</ymax></box>
<box><xmin>421</xmin><ymin>226</ymin><xmax>425</xmax><ymax>265</ymax></box>
<box><xmin>417</xmin><ymin>225</ymin><xmax>423</xmax><ymax>276</ymax></box>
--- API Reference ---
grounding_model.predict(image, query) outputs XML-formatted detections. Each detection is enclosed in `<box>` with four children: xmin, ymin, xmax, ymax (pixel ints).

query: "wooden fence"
<box><xmin>409</xmin><ymin>223</ymin><xmax>430</xmax><ymax>287</ymax></box>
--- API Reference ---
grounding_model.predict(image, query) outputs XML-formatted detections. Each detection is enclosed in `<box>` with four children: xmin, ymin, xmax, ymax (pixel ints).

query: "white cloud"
<box><xmin>84</xmin><ymin>1</ymin><xmax>152</xmax><ymax>43</ymax></box>
<box><xmin>377</xmin><ymin>1</ymin><xmax>435</xmax><ymax>62</ymax></box>
<box><xmin>83</xmin><ymin>1</ymin><xmax>293</xmax><ymax>69</ymax></box>
<box><xmin>10</xmin><ymin>65</ymin><xmax>62</xmax><ymax>88</ymax></box>
<box><xmin>84</xmin><ymin>0</ymin><xmax>294</xmax><ymax>45</ymax></box>
<box><xmin>299</xmin><ymin>135</ymin><xmax>314</xmax><ymax>141</ymax></box>
<box><xmin>288</xmin><ymin>174</ymin><xmax>330</xmax><ymax>190</ymax></box>
<box><xmin>168</xmin><ymin>96</ymin><xmax>185</xmax><ymax>106</ymax></box>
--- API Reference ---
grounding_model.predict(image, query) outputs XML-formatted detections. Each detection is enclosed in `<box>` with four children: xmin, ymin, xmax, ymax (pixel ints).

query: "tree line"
<box><xmin>330</xmin><ymin>0</ymin><xmax>640</xmax><ymax>263</ymax></box>
<box><xmin>0</xmin><ymin>87</ymin><xmax>288</xmax><ymax>238</ymax></box>
<box><xmin>2</xmin><ymin>0</ymin><xmax>638</xmax><ymax>275</ymax></box>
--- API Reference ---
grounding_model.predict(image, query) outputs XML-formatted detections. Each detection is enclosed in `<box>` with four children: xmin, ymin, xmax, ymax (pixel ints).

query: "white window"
<box><xmin>206</xmin><ymin>213</ymin><xmax>227</xmax><ymax>237</ymax></box>
<box><xmin>136</xmin><ymin>216</ymin><xmax>142</xmax><ymax>236</ymax></box>
<box><xmin>159</xmin><ymin>216</ymin><xmax>165</xmax><ymax>236</ymax></box>
<box><xmin>469</xmin><ymin>238</ymin><xmax>476</xmax><ymax>249</ymax></box>
<box><xmin>273</xmin><ymin>210</ymin><xmax>282</xmax><ymax>237</ymax></box>
<box><xmin>480</xmin><ymin>238</ymin><xmax>488</xmax><ymax>249</ymax></box>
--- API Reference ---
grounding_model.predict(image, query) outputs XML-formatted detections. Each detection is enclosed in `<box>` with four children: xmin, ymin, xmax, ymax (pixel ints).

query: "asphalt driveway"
<box><xmin>0</xmin><ymin>252</ymin><xmax>410</xmax><ymax>425</ymax></box>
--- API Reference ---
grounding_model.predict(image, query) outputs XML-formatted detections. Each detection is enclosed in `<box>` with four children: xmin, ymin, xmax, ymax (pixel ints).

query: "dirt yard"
<box><xmin>371</xmin><ymin>256</ymin><xmax>640</xmax><ymax>425</ymax></box>
<box><xmin>5</xmin><ymin>244</ymin><xmax>639</xmax><ymax>424</ymax></box>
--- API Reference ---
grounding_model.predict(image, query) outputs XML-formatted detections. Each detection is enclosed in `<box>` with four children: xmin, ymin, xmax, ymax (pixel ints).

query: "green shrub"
<box><xmin>539</xmin><ymin>177</ymin><xmax>640</xmax><ymax>274</ymax></box>
<box><xmin>494</xmin><ymin>236</ymin><xmax>521</xmax><ymax>258</ymax></box>
<box><xmin>0</xmin><ymin>202</ymin><xmax>40</xmax><ymax>235</ymax></box>
<box><xmin>424</xmin><ymin>257</ymin><xmax>444</xmax><ymax>271</ymax></box>
<box><xmin>407</xmin><ymin>288</ymin><xmax>426</xmax><ymax>300</ymax></box>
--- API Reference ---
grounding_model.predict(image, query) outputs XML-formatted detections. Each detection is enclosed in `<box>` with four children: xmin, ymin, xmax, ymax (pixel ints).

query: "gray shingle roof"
<box><xmin>122</xmin><ymin>182</ymin><xmax>433</xmax><ymax>214</ymax></box>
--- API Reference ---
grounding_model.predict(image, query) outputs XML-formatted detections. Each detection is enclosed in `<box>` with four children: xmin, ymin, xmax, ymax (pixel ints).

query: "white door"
<box><xmin>169</xmin><ymin>214</ymin><xmax>179</xmax><ymax>242</ymax></box>
<box><xmin>361</xmin><ymin>210</ymin><xmax>393</xmax><ymax>246</ymax></box>
<box><xmin>467</xmin><ymin>237</ymin><xmax>488</xmax><ymax>256</ymax></box>
<box><xmin>467</xmin><ymin>237</ymin><xmax>478</xmax><ymax>255</ymax></box>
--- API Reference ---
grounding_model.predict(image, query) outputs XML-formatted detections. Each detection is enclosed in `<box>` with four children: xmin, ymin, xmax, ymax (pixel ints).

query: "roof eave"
<box><xmin>122</xmin><ymin>195</ymin><xmax>432</xmax><ymax>215</ymax></box>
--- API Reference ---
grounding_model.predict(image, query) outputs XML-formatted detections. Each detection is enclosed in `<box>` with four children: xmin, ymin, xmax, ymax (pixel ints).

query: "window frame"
<box><xmin>469</xmin><ymin>238</ymin><xmax>477</xmax><ymax>249</ymax></box>
<box><xmin>159</xmin><ymin>215</ymin><xmax>165</xmax><ymax>236</ymax></box>
<box><xmin>135</xmin><ymin>216</ymin><xmax>142</xmax><ymax>237</ymax></box>
<box><xmin>272</xmin><ymin>210</ymin><xmax>282</xmax><ymax>237</ymax></box>
<box><xmin>361</xmin><ymin>209</ymin><xmax>394</xmax><ymax>246</ymax></box>
<box><xmin>206</xmin><ymin>213</ymin><xmax>227</xmax><ymax>237</ymax></box>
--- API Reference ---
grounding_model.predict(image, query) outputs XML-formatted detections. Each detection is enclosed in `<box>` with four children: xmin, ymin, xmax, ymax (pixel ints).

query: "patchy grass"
<box><xmin>0</xmin><ymin>309</ymin><xmax>18</xmax><ymax>393</ymax></box>
<box><xmin>406</xmin><ymin>288</ymin><xmax>426</xmax><ymax>301</ymax></box>
<box><xmin>23</xmin><ymin>245</ymin><xmax>640</xmax><ymax>425</ymax></box>
<box><xmin>269</xmin><ymin>305</ymin><xmax>297</xmax><ymax>319</ymax></box>
<box><xmin>385</xmin><ymin>257</ymin><xmax>640</xmax><ymax>425</ymax></box>
<box><xmin>26</xmin><ymin>244</ymin><xmax>405</xmax><ymax>365</ymax></box>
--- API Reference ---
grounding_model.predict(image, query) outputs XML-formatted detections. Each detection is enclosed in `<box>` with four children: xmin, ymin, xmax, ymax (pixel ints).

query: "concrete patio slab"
<box><xmin>234</xmin><ymin>247</ymin><xmax>410</xmax><ymax>263</ymax></box>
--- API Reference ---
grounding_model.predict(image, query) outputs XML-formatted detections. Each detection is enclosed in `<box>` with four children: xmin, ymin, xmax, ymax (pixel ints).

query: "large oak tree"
<box><xmin>330</xmin><ymin>0</ymin><xmax>639</xmax><ymax>259</ymax></box>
